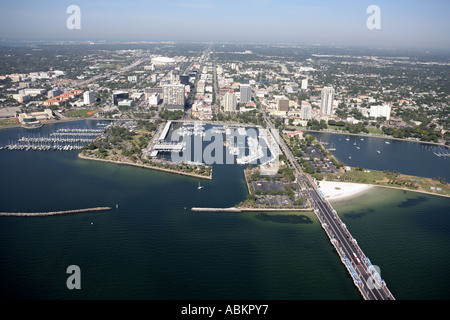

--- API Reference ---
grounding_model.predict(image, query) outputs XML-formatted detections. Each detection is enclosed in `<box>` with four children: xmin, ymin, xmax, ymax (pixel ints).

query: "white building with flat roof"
<box><xmin>370</xmin><ymin>103</ymin><xmax>391</xmax><ymax>120</ymax></box>
<box><xmin>83</xmin><ymin>91</ymin><xmax>95</xmax><ymax>105</ymax></box>
<box><xmin>301</xmin><ymin>79</ymin><xmax>308</xmax><ymax>90</ymax></box>
<box><xmin>320</xmin><ymin>87</ymin><xmax>335</xmax><ymax>116</ymax></box>
<box><xmin>149</xmin><ymin>93</ymin><xmax>160</xmax><ymax>106</ymax></box>
<box><xmin>300</xmin><ymin>103</ymin><xmax>312</xmax><ymax>120</ymax></box>
<box><xmin>128</xmin><ymin>75</ymin><xmax>139</xmax><ymax>83</ymax></box>
<box><xmin>223</xmin><ymin>92</ymin><xmax>237</xmax><ymax>112</ymax></box>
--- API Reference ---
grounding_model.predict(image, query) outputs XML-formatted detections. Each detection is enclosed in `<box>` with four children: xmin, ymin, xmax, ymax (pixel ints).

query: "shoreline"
<box><xmin>373</xmin><ymin>184</ymin><xmax>450</xmax><ymax>199</ymax></box>
<box><xmin>317</xmin><ymin>181</ymin><xmax>374</xmax><ymax>201</ymax></box>
<box><xmin>303</xmin><ymin>128</ymin><xmax>448</xmax><ymax>148</ymax></box>
<box><xmin>78</xmin><ymin>153</ymin><xmax>213</xmax><ymax>180</ymax></box>
<box><xmin>191</xmin><ymin>207</ymin><xmax>312</xmax><ymax>213</ymax></box>
<box><xmin>0</xmin><ymin>118</ymin><xmax>90</xmax><ymax>130</ymax></box>
<box><xmin>318</xmin><ymin>180</ymin><xmax>450</xmax><ymax>201</ymax></box>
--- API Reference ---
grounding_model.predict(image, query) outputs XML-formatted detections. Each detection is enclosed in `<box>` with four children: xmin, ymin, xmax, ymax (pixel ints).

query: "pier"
<box><xmin>159</xmin><ymin>121</ymin><xmax>172</xmax><ymax>142</ymax></box>
<box><xmin>0</xmin><ymin>207</ymin><xmax>112</xmax><ymax>217</ymax></box>
<box><xmin>154</xmin><ymin>142</ymin><xmax>185</xmax><ymax>152</ymax></box>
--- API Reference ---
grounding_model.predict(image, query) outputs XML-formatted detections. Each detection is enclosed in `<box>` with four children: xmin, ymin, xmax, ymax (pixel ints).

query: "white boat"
<box><xmin>198</xmin><ymin>182</ymin><xmax>204</xmax><ymax>190</ymax></box>
<box><xmin>385</xmin><ymin>141</ymin><xmax>390</xmax><ymax>144</ymax></box>
<box><xmin>377</xmin><ymin>150</ymin><xmax>381</xmax><ymax>154</ymax></box>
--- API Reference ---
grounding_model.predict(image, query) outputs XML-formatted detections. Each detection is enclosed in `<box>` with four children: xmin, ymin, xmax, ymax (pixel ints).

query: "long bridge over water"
<box><xmin>262</xmin><ymin>113</ymin><xmax>395</xmax><ymax>300</ymax></box>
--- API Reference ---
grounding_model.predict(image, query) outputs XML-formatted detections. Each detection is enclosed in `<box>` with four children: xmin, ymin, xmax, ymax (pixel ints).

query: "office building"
<box><xmin>223</xmin><ymin>92</ymin><xmax>237</xmax><ymax>112</ymax></box>
<box><xmin>370</xmin><ymin>103</ymin><xmax>391</xmax><ymax>121</ymax></box>
<box><xmin>128</xmin><ymin>75</ymin><xmax>139</xmax><ymax>83</ymax></box>
<box><xmin>48</xmin><ymin>88</ymin><xmax>63</xmax><ymax>98</ymax></box>
<box><xmin>83</xmin><ymin>91</ymin><xmax>95</xmax><ymax>105</ymax></box>
<box><xmin>276</xmin><ymin>99</ymin><xmax>289</xmax><ymax>112</ymax></box>
<box><xmin>163</xmin><ymin>84</ymin><xmax>185</xmax><ymax>108</ymax></box>
<box><xmin>300</xmin><ymin>103</ymin><xmax>312</xmax><ymax>120</ymax></box>
<box><xmin>240</xmin><ymin>84</ymin><xmax>252</xmax><ymax>103</ymax></box>
<box><xmin>113</xmin><ymin>91</ymin><xmax>129</xmax><ymax>106</ymax></box>
<box><xmin>170</xmin><ymin>70</ymin><xmax>180</xmax><ymax>84</ymax></box>
<box><xmin>301</xmin><ymin>79</ymin><xmax>308</xmax><ymax>90</ymax></box>
<box><xmin>320</xmin><ymin>87</ymin><xmax>335</xmax><ymax>116</ymax></box>
<box><xmin>149</xmin><ymin>93</ymin><xmax>160</xmax><ymax>107</ymax></box>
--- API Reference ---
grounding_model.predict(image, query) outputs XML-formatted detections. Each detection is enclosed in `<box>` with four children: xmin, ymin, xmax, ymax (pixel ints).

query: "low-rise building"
<box><xmin>18</xmin><ymin>109</ymin><xmax>54</xmax><ymax>124</ymax></box>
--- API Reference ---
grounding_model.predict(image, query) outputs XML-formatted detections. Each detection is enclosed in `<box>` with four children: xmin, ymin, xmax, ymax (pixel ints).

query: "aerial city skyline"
<box><xmin>0</xmin><ymin>0</ymin><xmax>449</xmax><ymax>309</ymax></box>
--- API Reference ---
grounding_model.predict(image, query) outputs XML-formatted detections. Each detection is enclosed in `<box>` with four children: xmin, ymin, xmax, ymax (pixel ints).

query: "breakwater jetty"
<box><xmin>0</xmin><ymin>207</ymin><xmax>112</xmax><ymax>217</ymax></box>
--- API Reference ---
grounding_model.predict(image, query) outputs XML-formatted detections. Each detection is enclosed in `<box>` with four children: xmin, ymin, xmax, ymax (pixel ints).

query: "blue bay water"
<box><xmin>0</xmin><ymin>121</ymin><xmax>448</xmax><ymax>299</ymax></box>
<box><xmin>309</xmin><ymin>131</ymin><xmax>450</xmax><ymax>182</ymax></box>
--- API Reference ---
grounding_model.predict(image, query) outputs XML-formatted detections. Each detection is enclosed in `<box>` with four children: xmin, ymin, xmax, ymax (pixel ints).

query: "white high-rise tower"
<box><xmin>320</xmin><ymin>87</ymin><xmax>335</xmax><ymax>115</ymax></box>
<box><xmin>223</xmin><ymin>92</ymin><xmax>237</xmax><ymax>112</ymax></box>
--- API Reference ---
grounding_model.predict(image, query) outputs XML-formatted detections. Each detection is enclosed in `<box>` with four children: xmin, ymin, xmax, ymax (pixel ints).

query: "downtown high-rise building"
<box><xmin>300</xmin><ymin>103</ymin><xmax>312</xmax><ymax>120</ymax></box>
<box><xmin>301</xmin><ymin>79</ymin><xmax>308</xmax><ymax>90</ymax></box>
<box><xmin>223</xmin><ymin>92</ymin><xmax>237</xmax><ymax>112</ymax></box>
<box><xmin>83</xmin><ymin>91</ymin><xmax>95</xmax><ymax>105</ymax></box>
<box><xmin>370</xmin><ymin>103</ymin><xmax>392</xmax><ymax>121</ymax></box>
<box><xmin>240</xmin><ymin>84</ymin><xmax>252</xmax><ymax>103</ymax></box>
<box><xmin>163</xmin><ymin>84</ymin><xmax>185</xmax><ymax>108</ymax></box>
<box><xmin>320</xmin><ymin>87</ymin><xmax>335</xmax><ymax>115</ymax></box>
<box><xmin>276</xmin><ymin>98</ymin><xmax>289</xmax><ymax>112</ymax></box>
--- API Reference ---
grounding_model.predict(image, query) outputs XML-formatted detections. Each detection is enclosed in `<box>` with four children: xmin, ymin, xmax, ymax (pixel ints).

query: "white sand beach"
<box><xmin>317</xmin><ymin>181</ymin><xmax>373</xmax><ymax>201</ymax></box>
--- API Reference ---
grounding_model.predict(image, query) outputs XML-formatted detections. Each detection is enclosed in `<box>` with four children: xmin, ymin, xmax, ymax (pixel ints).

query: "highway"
<box><xmin>263</xmin><ymin>111</ymin><xmax>395</xmax><ymax>300</ymax></box>
<box><xmin>75</xmin><ymin>58</ymin><xmax>148</xmax><ymax>88</ymax></box>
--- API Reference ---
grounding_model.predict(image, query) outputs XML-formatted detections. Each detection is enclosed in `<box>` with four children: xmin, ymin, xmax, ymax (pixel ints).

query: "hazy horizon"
<box><xmin>0</xmin><ymin>0</ymin><xmax>449</xmax><ymax>50</ymax></box>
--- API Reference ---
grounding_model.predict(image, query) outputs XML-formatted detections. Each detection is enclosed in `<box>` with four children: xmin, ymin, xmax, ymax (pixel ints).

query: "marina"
<box><xmin>433</xmin><ymin>146</ymin><xmax>450</xmax><ymax>158</ymax></box>
<box><xmin>1</xmin><ymin>127</ymin><xmax>107</xmax><ymax>152</ymax></box>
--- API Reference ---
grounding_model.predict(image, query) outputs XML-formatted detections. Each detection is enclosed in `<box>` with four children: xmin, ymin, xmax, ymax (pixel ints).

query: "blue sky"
<box><xmin>0</xmin><ymin>0</ymin><xmax>449</xmax><ymax>49</ymax></box>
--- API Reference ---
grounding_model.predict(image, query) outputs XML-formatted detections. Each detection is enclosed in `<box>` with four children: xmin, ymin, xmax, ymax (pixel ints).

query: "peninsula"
<box><xmin>78</xmin><ymin>120</ymin><xmax>212</xmax><ymax>180</ymax></box>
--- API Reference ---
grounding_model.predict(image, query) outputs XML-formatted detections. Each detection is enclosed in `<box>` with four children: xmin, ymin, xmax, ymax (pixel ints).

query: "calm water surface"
<box><xmin>0</xmin><ymin>122</ymin><xmax>448</xmax><ymax>299</ymax></box>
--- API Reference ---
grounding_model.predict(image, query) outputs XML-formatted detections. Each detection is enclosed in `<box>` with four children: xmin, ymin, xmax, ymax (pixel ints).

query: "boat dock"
<box><xmin>1</xmin><ymin>128</ymin><xmax>106</xmax><ymax>151</ymax></box>
<box><xmin>159</xmin><ymin>121</ymin><xmax>172</xmax><ymax>142</ymax></box>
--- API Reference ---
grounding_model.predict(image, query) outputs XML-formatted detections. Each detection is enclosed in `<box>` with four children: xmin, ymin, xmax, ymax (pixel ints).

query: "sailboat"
<box><xmin>327</xmin><ymin>143</ymin><xmax>336</xmax><ymax>151</ymax></box>
<box><xmin>198</xmin><ymin>182</ymin><xmax>204</xmax><ymax>190</ymax></box>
